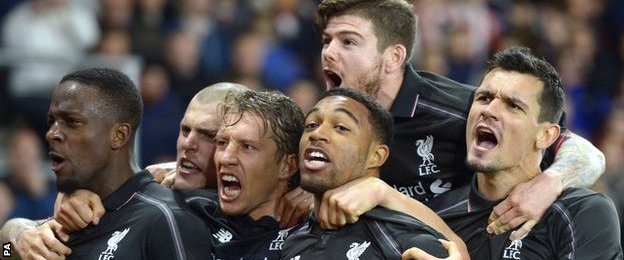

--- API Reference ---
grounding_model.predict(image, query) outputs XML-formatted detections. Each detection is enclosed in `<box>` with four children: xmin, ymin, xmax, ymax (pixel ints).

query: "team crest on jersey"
<box><xmin>502</xmin><ymin>239</ymin><xmax>523</xmax><ymax>259</ymax></box>
<box><xmin>269</xmin><ymin>229</ymin><xmax>289</xmax><ymax>251</ymax></box>
<box><xmin>99</xmin><ymin>228</ymin><xmax>130</xmax><ymax>260</ymax></box>
<box><xmin>213</xmin><ymin>228</ymin><xmax>233</xmax><ymax>243</ymax></box>
<box><xmin>415</xmin><ymin>135</ymin><xmax>440</xmax><ymax>176</ymax></box>
<box><xmin>346</xmin><ymin>241</ymin><xmax>371</xmax><ymax>260</ymax></box>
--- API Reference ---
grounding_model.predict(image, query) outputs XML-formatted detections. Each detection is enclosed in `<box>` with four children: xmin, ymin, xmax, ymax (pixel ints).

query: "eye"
<box><xmin>509</xmin><ymin>102</ymin><xmax>523</xmax><ymax>111</ymax></box>
<box><xmin>305</xmin><ymin>122</ymin><xmax>319</xmax><ymax>130</ymax></box>
<box><xmin>476</xmin><ymin>94</ymin><xmax>491</xmax><ymax>103</ymax></box>
<box><xmin>180</xmin><ymin>126</ymin><xmax>190</xmax><ymax>137</ymax></box>
<box><xmin>335</xmin><ymin>124</ymin><xmax>349</xmax><ymax>132</ymax></box>
<box><xmin>343</xmin><ymin>39</ymin><xmax>356</xmax><ymax>46</ymax></box>
<box><xmin>322</xmin><ymin>37</ymin><xmax>331</xmax><ymax>46</ymax></box>
<box><xmin>243</xmin><ymin>144</ymin><xmax>255</xmax><ymax>151</ymax></box>
<box><xmin>216</xmin><ymin>138</ymin><xmax>227</xmax><ymax>148</ymax></box>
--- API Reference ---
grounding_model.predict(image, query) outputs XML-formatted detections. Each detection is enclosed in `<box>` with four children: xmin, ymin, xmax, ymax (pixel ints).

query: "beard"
<box><xmin>300</xmin><ymin>172</ymin><xmax>338</xmax><ymax>196</ymax></box>
<box><xmin>56</xmin><ymin>176</ymin><xmax>79</xmax><ymax>193</ymax></box>
<box><xmin>466</xmin><ymin>157</ymin><xmax>500</xmax><ymax>174</ymax></box>
<box><xmin>356</xmin><ymin>60</ymin><xmax>384</xmax><ymax>97</ymax></box>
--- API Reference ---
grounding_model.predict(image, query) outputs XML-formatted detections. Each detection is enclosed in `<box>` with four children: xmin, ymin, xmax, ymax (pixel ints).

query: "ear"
<box><xmin>278</xmin><ymin>154</ymin><xmax>298</xmax><ymax>180</ymax></box>
<box><xmin>367</xmin><ymin>144</ymin><xmax>389</xmax><ymax>169</ymax></box>
<box><xmin>383</xmin><ymin>44</ymin><xmax>407</xmax><ymax>74</ymax></box>
<box><xmin>536</xmin><ymin>123</ymin><xmax>560</xmax><ymax>150</ymax></box>
<box><xmin>110</xmin><ymin>123</ymin><xmax>132</xmax><ymax>150</ymax></box>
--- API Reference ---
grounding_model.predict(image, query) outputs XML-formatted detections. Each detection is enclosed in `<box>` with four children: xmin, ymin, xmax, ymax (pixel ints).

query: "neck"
<box><xmin>476</xmin><ymin>161</ymin><xmax>541</xmax><ymax>201</ymax></box>
<box><xmin>92</xmin><ymin>150</ymin><xmax>140</xmax><ymax>199</ymax></box>
<box><xmin>248</xmin><ymin>182</ymin><xmax>290</xmax><ymax>221</ymax></box>
<box><xmin>376</xmin><ymin>67</ymin><xmax>405</xmax><ymax>110</ymax></box>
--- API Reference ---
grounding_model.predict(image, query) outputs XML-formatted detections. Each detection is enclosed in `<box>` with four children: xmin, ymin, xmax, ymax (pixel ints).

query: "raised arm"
<box><xmin>488</xmin><ymin>132</ymin><xmax>606</xmax><ymax>240</ymax></box>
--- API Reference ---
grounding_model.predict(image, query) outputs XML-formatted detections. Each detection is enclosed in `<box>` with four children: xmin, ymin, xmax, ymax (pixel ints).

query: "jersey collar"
<box><xmin>103</xmin><ymin>170</ymin><xmax>153</xmax><ymax>211</ymax></box>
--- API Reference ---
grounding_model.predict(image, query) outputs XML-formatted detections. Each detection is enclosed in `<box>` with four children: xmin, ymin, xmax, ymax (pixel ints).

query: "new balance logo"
<box><xmin>213</xmin><ymin>228</ymin><xmax>233</xmax><ymax>243</ymax></box>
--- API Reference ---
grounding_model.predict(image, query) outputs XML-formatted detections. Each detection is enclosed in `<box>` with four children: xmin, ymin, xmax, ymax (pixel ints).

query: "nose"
<box><xmin>481</xmin><ymin>99</ymin><xmax>501</xmax><ymax>121</ymax></box>
<box><xmin>216</xmin><ymin>142</ymin><xmax>237</xmax><ymax>167</ymax></box>
<box><xmin>308</xmin><ymin>124</ymin><xmax>329</xmax><ymax>144</ymax></box>
<box><xmin>180</xmin><ymin>131</ymin><xmax>198</xmax><ymax>152</ymax></box>
<box><xmin>45</xmin><ymin>121</ymin><xmax>64</xmax><ymax>143</ymax></box>
<box><xmin>322</xmin><ymin>40</ymin><xmax>337</xmax><ymax>63</ymax></box>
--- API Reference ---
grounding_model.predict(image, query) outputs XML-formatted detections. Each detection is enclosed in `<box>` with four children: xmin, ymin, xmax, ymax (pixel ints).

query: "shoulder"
<box><xmin>363</xmin><ymin>207</ymin><xmax>445</xmax><ymax>239</ymax></box>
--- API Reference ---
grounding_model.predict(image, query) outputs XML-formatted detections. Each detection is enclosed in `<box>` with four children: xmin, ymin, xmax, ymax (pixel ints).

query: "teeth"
<box><xmin>308</xmin><ymin>160</ymin><xmax>326</xmax><ymax>167</ymax></box>
<box><xmin>310</xmin><ymin>151</ymin><xmax>326</xmax><ymax>160</ymax></box>
<box><xmin>223</xmin><ymin>186</ymin><xmax>241</xmax><ymax>197</ymax></box>
<box><xmin>222</xmin><ymin>175</ymin><xmax>239</xmax><ymax>182</ymax></box>
<box><xmin>181</xmin><ymin>161</ymin><xmax>197</xmax><ymax>168</ymax></box>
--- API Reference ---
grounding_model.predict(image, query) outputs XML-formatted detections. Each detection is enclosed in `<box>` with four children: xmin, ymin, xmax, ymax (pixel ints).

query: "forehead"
<box><xmin>183</xmin><ymin>101</ymin><xmax>219</xmax><ymax>123</ymax></box>
<box><xmin>479</xmin><ymin>69</ymin><xmax>543</xmax><ymax>104</ymax></box>
<box><xmin>50</xmin><ymin>81</ymin><xmax>105</xmax><ymax>115</ymax></box>
<box><xmin>312</xmin><ymin>95</ymin><xmax>370</xmax><ymax>121</ymax></box>
<box><xmin>325</xmin><ymin>14</ymin><xmax>376</xmax><ymax>37</ymax></box>
<box><xmin>220</xmin><ymin>112</ymin><xmax>269</xmax><ymax>139</ymax></box>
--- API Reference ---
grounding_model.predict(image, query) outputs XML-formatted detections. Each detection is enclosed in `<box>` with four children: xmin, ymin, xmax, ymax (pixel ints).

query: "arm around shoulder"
<box><xmin>545</xmin><ymin>132</ymin><xmax>605</xmax><ymax>188</ymax></box>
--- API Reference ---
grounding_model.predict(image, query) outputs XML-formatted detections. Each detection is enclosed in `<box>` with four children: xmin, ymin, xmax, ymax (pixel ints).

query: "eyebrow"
<box><xmin>307</xmin><ymin>106</ymin><xmax>361</xmax><ymax>125</ymax></box>
<box><xmin>335</xmin><ymin>107</ymin><xmax>360</xmax><ymax>125</ymax></box>
<box><xmin>476</xmin><ymin>88</ymin><xmax>529</xmax><ymax>111</ymax></box>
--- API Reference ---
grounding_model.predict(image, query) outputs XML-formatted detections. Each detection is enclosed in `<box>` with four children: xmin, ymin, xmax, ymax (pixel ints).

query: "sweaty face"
<box><xmin>466</xmin><ymin>69</ymin><xmax>546</xmax><ymax>174</ymax></box>
<box><xmin>214</xmin><ymin>113</ymin><xmax>286</xmax><ymax>219</ymax></box>
<box><xmin>46</xmin><ymin>82</ymin><xmax>113</xmax><ymax>193</ymax></box>
<box><xmin>175</xmin><ymin>100</ymin><xmax>219</xmax><ymax>190</ymax></box>
<box><xmin>299</xmin><ymin>96</ymin><xmax>375</xmax><ymax>195</ymax></box>
<box><xmin>321</xmin><ymin>15</ymin><xmax>385</xmax><ymax>96</ymax></box>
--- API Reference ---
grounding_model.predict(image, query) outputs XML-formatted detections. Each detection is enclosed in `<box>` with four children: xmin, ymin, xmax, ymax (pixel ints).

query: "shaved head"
<box><xmin>192</xmin><ymin>82</ymin><xmax>250</xmax><ymax>104</ymax></box>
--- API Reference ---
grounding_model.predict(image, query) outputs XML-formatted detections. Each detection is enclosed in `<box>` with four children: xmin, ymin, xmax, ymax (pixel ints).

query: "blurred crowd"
<box><xmin>0</xmin><ymin>0</ymin><xmax>622</xmax><ymax>229</ymax></box>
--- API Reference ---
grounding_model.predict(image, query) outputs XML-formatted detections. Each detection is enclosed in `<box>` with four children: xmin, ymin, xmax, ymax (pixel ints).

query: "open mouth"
<box><xmin>179</xmin><ymin>158</ymin><xmax>201</xmax><ymax>175</ymax></box>
<box><xmin>49</xmin><ymin>152</ymin><xmax>66</xmax><ymax>172</ymax></box>
<box><xmin>220</xmin><ymin>174</ymin><xmax>241</xmax><ymax>199</ymax></box>
<box><xmin>303</xmin><ymin>149</ymin><xmax>331</xmax><ymax>170</ymax></box>
<box><xmin>476</xmin><ymin>127</ymin><xmax>498</xmax><ymax>149</ymax></box>
<box><xmin>324</xmin><ymin>69</ymin><xmax>342</xmax><ymax>89</ymax></box>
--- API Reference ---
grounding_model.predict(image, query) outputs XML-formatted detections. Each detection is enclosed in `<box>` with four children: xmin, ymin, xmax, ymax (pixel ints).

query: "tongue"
<box><xmin>478</xmin><ymin>140</ymin><xmax>496</xmax><ymax>149</ymax></box>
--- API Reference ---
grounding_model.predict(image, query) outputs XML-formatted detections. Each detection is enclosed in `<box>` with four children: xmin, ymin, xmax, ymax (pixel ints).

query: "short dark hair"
<box><xmin>315</xmin><ymin>0</ymin><xmax>416</xmax><ymax>64</ymax></box>
<box><xmin>487</xmin><ymin>47</ymin><xmax>565</xmax><ymax>123</ymax></box>
<box><xmin>320</xmin><ymin>88</ymin><xmax>393</xmax><ymax>146</ymax></box>
<box><xmin>60</xmin><ymin>68</ymin><xmax>143</xmax><ymax>132</ymax></box>
<box><xmin>221</xmin><ymin>90</ymin><xmax>305</xmax><ymax>162</ymax></box>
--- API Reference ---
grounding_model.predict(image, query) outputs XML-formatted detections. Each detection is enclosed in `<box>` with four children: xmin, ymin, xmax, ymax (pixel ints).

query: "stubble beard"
<box><xmin>357</xmin><ymin>59</ymin><xmax>384</xmax><ymax>97</ymax></box>
<box><xmin>466</xmin><ymin>157</ymin><xmax>500</xmax><ymax>174</ymax></box>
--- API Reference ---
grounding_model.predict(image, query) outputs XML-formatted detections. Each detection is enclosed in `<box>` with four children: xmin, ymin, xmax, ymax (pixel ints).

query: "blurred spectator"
<box><xmin>287</xmin><ymin>79</ymin><xmax>322</xmax><ymax>114</ymax></box>
<box><xmin>163</xmin><ymin>30</ymin><xmax>209</xmax><ymax>105</ymax></box>
<box><xmin>592</xmin><ymin>101</ymin><xmax>624</xmax><ymax>249</ymax></box>
<box><xmin>167</xmin><ymin>0</ymin><xmax>233</xmax><ymax>83</ymax></box>
<box><xmin>139</xmin><ymin>63</ymin><xmax>183</xmax><ymax>166</ymax></box>
<box><xmin>0</xmin><ymin>126</ymin><xmax>56</xmax><ymax>225</ymax></box>
<box><xmin>131</xmin><ymin>0</ymin><xmax>170</xmax><ymax>62</ymax></box>
<box><xmin>100</xmin><ymin>0</ymin><xmax>133</xmax><ymax>30</ymax></box>
<box><xmin>1</xmin><ymin>0</ymin><xmax>99</xmax><ymax>137</ymax></box>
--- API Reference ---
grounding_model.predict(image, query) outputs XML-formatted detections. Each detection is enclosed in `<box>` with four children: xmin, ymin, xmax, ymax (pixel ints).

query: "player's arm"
<box><xmin>275</xmin><ymin>187</ymin><xmax>314</xmax><ymax>228</ymax></box>
<box><xmin>488</xmin><ymin>132</ymin><xmax>605</xmax><ymax>240</ymax></box>
<box><xmin>54</xmin><ymin>190</ymin><xmax>105</xmax><ymax>232</ymax></box>
<box><xmin>145</xmin><ymin>162</ymin><xmax>177</xmax><ymax>188</ymax></box>
<box><xmin>318</xmin><ymin>177</ymin><xmax>469</xmax><ymax>260</ymax></box>
<box><xmin>0</xmin><ymin>218</ymin><xmax>71</xmax><ymax>259</ymax></box>
<box><xmin>402</xmin><ymin>239</ymin><xmax>462</xmax><ymax>260</ymax></box>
